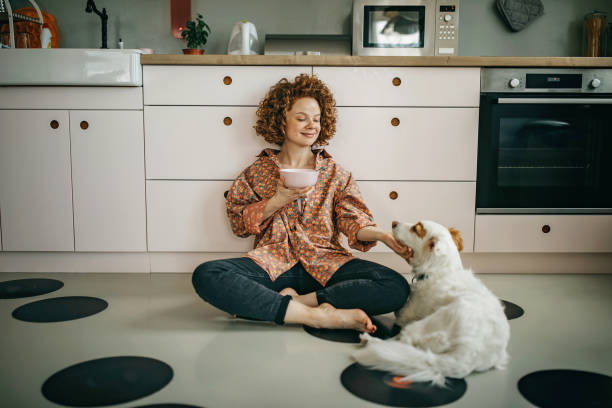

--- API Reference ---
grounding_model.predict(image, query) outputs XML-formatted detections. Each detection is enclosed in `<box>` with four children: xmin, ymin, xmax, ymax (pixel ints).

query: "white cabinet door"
<box><xmin>147</xmin><ymin>180</ymin><xmax>253</xmax><ymax>252</ymax></box>
<box><xmin>70</xmin><ymin>111</ymin><xmax>146</xmax><ymax>251</ymax></box>
<box><xmin>358</xmin><ymin>181</ymin><xmax>475</xmax><ymax>252</ymax></box>
<box><xmin>144</xmin><ymin>66</ymin><xmax>312</xmax><ymax>106</ymax></box>
<box><xmin>0</xmin><ymin>110</ymin><xmax>74</xmax><ymax>251</ymax></box>
<box><xmin>314</xmin><ymin>67</ymin><xmax>480</xmax><ymax>107</ymax></box>
<box><xmin>327</xmin><ymin>107</ymin><xmax>478</xmax><ymax>181</ymax></box>
<box><xmin>145</xmin><ymin>106</ymin><xmax>274</xmax><ymax>180</ymax></box>
<box><xmin>475</xmin><ymin>215</ymin><xmax>612</xmax><ymax>252</ymax></box>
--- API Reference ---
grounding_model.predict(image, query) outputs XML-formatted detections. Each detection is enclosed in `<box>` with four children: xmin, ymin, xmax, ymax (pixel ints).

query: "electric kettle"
<box><xmin>227</xmin><ymin>20</ymin><xmax>259</xmax><ymax>55</ymax></box>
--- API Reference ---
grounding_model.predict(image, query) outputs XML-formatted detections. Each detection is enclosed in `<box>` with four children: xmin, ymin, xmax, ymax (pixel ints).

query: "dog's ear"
<box><xmin>448</xmin><ymin>227</ymin><xmax>463</xmax><ymax>252</ymax></box>
<box><xmin>411</xmin><ymin>221</ymin><xmax>427</xmax><ymax>238</ymax></box>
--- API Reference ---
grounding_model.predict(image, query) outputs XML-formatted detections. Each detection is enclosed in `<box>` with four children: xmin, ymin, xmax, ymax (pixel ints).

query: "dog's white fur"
<box><xmin>353</xmin><ymin>220</ymin><xmax>510</xmax><ymax>385</ymax></box>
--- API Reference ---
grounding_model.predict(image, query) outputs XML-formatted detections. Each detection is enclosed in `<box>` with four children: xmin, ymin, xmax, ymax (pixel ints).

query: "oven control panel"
<box><xmin>481</xmin><ymin>68</ymin><xmax>612</xmax><ymax>93</ymax></box>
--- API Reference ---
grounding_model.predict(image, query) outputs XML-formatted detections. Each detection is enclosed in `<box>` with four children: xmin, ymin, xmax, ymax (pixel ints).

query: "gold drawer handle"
<box><xmin>542</xmin><ymin>224</ymin><xmax>551</xmax><ymax>233</ymax></box>
<box><xmin>80</xmin><ymin>121</ymin><xmax>89</xmax><ymax>130</ymax></box>
<box><xmin>223</xmin><ymin>117</ymin><xmax>233</xmax><ymax>126</ymax></box>
<box><xmin>389</xmin><ymin>191</ymin><xmax>398</xmax><ymax>200</ymax></box>
<box><xmin>392</xmin><ymin>77</ymin><xmax>401</xmax><ymax>86</ymax></box>
<box><xmin>391</xmin><ymin>117</ymin><xmax>400</xmax><ymax>127</ymax></box>
<box><xmin>50</xmin><ymin>120</ymin><xmax>59</xmax><ymax>129</ymax></box>
<box><xmin>223</xmin><ymin>76</ymin><xmax>232</xmax><ymax>85</ymax></box>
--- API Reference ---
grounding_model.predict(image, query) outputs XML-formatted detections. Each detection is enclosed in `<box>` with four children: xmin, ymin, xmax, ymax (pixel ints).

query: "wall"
<box><xmin>15</xmin><ymin>0</ymin><xmax>612</xmax><ymax>56</ymax></box>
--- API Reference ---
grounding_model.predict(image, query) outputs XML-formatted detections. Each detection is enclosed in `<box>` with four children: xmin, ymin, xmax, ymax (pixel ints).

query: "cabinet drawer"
<box><xmin>314</xmin><ymin>67</ymin><xmax>480</xmax><ymax>107</ymax></box>
<box><xmin>145</xmin><ymin>106</ymin><xmax>274</xmax><ymax>180</ymax></box>
<box><xmin>474</xmin><ymin>215</ymin><xmax>612</xmax><ymax>252</ymax></box>
<box><xmin>327</xmin><ymin>107</ymin><xmax>478</xmax><ymax>181</ymax></box>
<box><xmin>146</xmin><ymin>180</ymin><xmax>253</xmax><ymax>252</ymax></box>
<box><xmin>144</xmin><ymin>66</ymin><xmax>311</xmax><ymax>106</ymax></box>
<box><xmin>358</xmin><ymin>181</ymin><xmax>475</xmax><ymax>252</ymax></box>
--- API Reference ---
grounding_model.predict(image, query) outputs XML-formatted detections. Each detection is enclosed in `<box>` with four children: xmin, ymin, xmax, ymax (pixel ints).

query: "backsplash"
<box><xmin>23</xmin><ymin>0</ymin><xmax>612</xmax><ymax>56</ymax></box>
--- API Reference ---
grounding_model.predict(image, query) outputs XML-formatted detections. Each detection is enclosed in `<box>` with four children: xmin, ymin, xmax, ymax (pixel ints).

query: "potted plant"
<box><xmin>181</xmin><ymin>13</ymin><xmax>211</xmax><ymax>55</ymax></box>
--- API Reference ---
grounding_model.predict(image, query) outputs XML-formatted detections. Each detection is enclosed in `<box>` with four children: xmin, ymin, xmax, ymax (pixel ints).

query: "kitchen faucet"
<box><xmin>85</xmin><ymin>0</ymin><xmax>108</xmax><ymax>49</ymax></box>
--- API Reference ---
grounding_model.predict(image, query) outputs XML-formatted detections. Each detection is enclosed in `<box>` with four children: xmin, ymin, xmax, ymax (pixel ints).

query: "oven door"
<box><xmin>477</xmin><ymin>94</ymin><xmax>612</xmax><ymax>213</ymax></box>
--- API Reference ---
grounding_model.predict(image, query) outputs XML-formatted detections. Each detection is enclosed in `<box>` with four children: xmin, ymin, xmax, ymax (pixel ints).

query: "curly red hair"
<box><xmin>254</xmin><ymin>74</ymin><xmax>337</xmax><ymax>146</ymax></box>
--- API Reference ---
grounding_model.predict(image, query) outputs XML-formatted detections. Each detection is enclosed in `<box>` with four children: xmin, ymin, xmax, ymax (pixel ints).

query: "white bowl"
<box><xmin>279</xmin><ymin>169</ymin><xmax>319</xmax><ymax>188</ymax></box>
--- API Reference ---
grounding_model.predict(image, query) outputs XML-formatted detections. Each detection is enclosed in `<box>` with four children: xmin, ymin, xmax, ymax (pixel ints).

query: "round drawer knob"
<box><xmin>223</xmin><ymin>76</ymin><xmax>232</xmax><ymax>85</ymax></box>
<box><xmin>223</xmin><ymin>117</ymin><xmax>233</xmax><ymax>126</ymax></box>
<box><xmin>391</xmin><ymin>117</ymin><xmax>400</xmax><ymax>127</ymax></box>
<box><xmin>392</xmin><ymin>77</ymin><xmax>401</xmax><ymax>86</ymax></box>
<box><xmin>80</xmin><ymin>121</ymin><xmax>89</xmax><ymax>130</ymax></box>
<box><xmin>389</xmin><ymin>191</ymin><xmax>398</xmax><ymax>200</ymax></box>
<box><xmin>223</xmin><ymin>190</ymin><xmax>229</xmax><ymax>198</ymax></box>
<box><xmin>50</xmin><ymin>120</ymin><xmax>59</xmax><ymax>129</ymax></box>
<box><xmin>542</xmin><ymin>225</ymin><xmax>551</xmax><ymax>234</ymax></box>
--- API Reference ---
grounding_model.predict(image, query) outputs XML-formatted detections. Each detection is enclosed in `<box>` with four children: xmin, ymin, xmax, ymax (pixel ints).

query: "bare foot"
<box><xmin>279</xmin><ymin>287</ymin><xmax>298</xmax><ymax>297</ymax></box>
<box><xmin>314</xmin><ymin>303</ymin><xmax>377</xmax><ymax>333</ymax></box>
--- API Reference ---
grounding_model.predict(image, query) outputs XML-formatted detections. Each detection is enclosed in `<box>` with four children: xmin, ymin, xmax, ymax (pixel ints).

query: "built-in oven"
<box><xmin>477</xmin><ymin>68</ymin><xmax>612</xmax><ymax>214</ymax></box>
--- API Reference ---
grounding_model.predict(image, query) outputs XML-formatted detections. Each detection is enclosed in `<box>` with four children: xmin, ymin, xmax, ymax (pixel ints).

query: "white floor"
<box><xmin>1</xmin><ymin>272</ymin><xmax>611</xmax><ymax>408</ymax></box>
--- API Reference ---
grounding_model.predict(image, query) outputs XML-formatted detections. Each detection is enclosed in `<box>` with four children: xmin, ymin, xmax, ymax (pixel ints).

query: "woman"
<box><xmin>192</xmin><ymin>74</ymin><xmax>412</xmax><ymax>333</ymax></box>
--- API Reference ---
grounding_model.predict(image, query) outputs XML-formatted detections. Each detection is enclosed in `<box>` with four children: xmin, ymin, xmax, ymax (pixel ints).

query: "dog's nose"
<box><xmin>392</xmin><ymin>221</ymin><xmax>399</xmax><ymax>228</ymax></box>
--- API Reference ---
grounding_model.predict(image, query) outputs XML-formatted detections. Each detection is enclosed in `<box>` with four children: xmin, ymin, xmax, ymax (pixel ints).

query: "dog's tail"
<box><xmin>352</xmin><ymin>337</ymin><xmax>468</xmax><ymax>386</ymax></box>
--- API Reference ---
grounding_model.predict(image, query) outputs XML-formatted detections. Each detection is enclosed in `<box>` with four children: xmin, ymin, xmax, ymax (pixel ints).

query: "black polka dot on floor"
<box><xmin>500</xmin><ymin>299</ymin><xmax>524</xmax><ymax>320</ymax></box>
<box><xmin>42</xmin><ymin>356</ymin><xmax>173</xmax><ymax>407</ymax></box>
<box><xmin>341</xmin><ymin>363</ymin><xmax>467</xmax><ymax>407</ymax></box>
<box><xmin>518</xmin><ymin>369</ymin><xmax>612</xmax><ymax>408</ymax></box>
<box><xmin>0</xmin><ymin>278</ymin><xmax>63</xmax><ymax>299</ymax></box>
<box><xmin>12</xmin><ymin>296</ymin><xmax>108</xmax><ymax>323</ymax></box>
<box><xmin>304</xmin><ymin>315</ymin><xmax>401</xmax><ymax>343</ymax></box>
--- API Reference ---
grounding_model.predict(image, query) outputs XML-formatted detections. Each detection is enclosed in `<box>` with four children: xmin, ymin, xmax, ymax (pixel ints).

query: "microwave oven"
<box><xmin>352</xmin><ymin>0</ymin><xmax>459</xmax><ymax>56</ymax></box>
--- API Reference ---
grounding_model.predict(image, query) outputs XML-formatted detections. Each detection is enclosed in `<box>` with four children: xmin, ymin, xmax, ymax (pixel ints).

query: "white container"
<box><xmin>227</xmin><ymin>21</ymin><xmax>259</xmax><ymax>55</ymax></box>
<box><xmin>40</xmin><ymin>23</ymin><xmax>52</xmax><ymax>48</ymax></box>
<box><xmin>279</xmin><ymin>169</ymin><xmax>319</xmax><ymax>188</ymax></box>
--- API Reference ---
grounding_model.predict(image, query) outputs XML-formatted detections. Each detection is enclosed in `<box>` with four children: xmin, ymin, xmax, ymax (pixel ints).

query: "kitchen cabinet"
<box><xmin>146</xmin><ymin>180</ymin><xmax>252</xmax><ymax>252</ymax></box>
<box><xmin>0</xmin><ymin>110</ymin><xmax>74</xmax><ymax>251</ymax></box>
<box><xmin>316</xmin><ymin>66</ymin><xmax>479</xmax><ymax>252</ymax></box>
<box><xmin>0</xmin><ymin>87</ymin><xmax>145</xmax><ymax>252</ymax></box>
<box><xmin>144</xmin><ymin>66</ymin><xmax>311</xmax><ymax>252</ymax></box>
<box><xmin>475</xmin><ymin>214</ymin><xmax>612</xmax><ymax>252</ymax></box>
<box><xmin>70</xmin><ymin>110</ymin><xmax>146</xmax><ymax>251</ymax></box>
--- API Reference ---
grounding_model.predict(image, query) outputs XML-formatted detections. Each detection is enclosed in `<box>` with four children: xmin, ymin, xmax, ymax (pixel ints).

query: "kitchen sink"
<box><xmin>0</xmin><ymin>48</ymin><xmax>143</xmax><ymax>86</ymax></box>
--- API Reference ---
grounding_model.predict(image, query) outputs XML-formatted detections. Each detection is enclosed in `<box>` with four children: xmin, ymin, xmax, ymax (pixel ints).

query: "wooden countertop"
<box><xmin>141</xmin><ymin>54</ymin><xmax>612</xmax><ymax>67</ymax></box>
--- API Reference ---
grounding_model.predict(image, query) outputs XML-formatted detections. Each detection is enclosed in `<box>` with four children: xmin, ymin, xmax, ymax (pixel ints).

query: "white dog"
<box><xmin>353</xmin><ymin>220</ymin><xmax>510</xmax><ymax>385</ymax></box>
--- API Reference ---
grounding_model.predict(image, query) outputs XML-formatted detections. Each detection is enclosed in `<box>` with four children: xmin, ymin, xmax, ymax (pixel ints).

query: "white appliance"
<box><xmin>227</xmin><ymin>20</ymin><xmax>259</xmax><ymax>55</ymax></box>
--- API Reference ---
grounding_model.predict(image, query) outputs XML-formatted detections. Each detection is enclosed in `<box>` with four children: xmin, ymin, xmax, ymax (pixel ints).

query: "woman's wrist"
<box><xmin>356</xmin><ymin>226</ymin><xmax>385</xmax><ymax>242</ymax></box>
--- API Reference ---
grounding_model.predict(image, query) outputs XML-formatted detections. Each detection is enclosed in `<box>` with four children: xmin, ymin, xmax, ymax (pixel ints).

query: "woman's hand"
<box><xmin>272</xmin><ymin>176</ymin><xmax>313</xmax><ymax>207</ymax></box>
<box><xmin>263</xmin><ymin>176</ymin><xmax>313</xmax><ymax>219</ymax></box>
<box><xmin>380</xmin><ymin>231</ymin><xmax>414</xmax><ymax>260</ymax></box>
<box><xmin>357</xmin><ymin>226</ymin><xmax>414</xmax><ymax>260</ymax></box>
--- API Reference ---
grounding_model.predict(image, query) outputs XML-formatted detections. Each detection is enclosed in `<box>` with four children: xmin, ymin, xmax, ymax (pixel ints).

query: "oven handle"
<box><xmin>497</xmin><ymin>98</ymin><xmax>612</xmax><ymax>104</ymax></box>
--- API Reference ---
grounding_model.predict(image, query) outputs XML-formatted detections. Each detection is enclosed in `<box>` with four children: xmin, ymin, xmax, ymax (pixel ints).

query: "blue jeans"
<box><xmin>192</xmin><ymin>257</ymin><xmax>410</xmax><ymax>325</ymax></box>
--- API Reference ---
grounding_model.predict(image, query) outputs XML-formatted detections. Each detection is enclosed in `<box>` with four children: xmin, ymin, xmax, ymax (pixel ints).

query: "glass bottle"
<box><xmin>583</xmin><ymin>11</ymin><xmax>608</xmax><ymax>57</ymax></box>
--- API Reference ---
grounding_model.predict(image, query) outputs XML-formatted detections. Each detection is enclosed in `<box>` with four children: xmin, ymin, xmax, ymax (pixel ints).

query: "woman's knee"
<box><xmin>384</xmin><ymin>271</ymin><xmax>411</xmax><ymax>310</ymax></box>
<box><xmin>192</xmin><ymin>260</ymin><xmax>225</xmax><ymax>298</ymax></box>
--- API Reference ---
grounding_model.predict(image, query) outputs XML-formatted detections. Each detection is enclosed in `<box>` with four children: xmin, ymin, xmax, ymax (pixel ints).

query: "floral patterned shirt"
<box><xmin>226</xmin><ymin>148</ymin><xmax>377</xmax><ymax>286</ymax></box>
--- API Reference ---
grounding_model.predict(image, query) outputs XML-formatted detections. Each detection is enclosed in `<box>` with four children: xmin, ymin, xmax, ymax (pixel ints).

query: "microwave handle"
<box><xmin>497</xmin><ymin>98</ymin><xmax>612</xmax><ymax>104</ymax></box>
